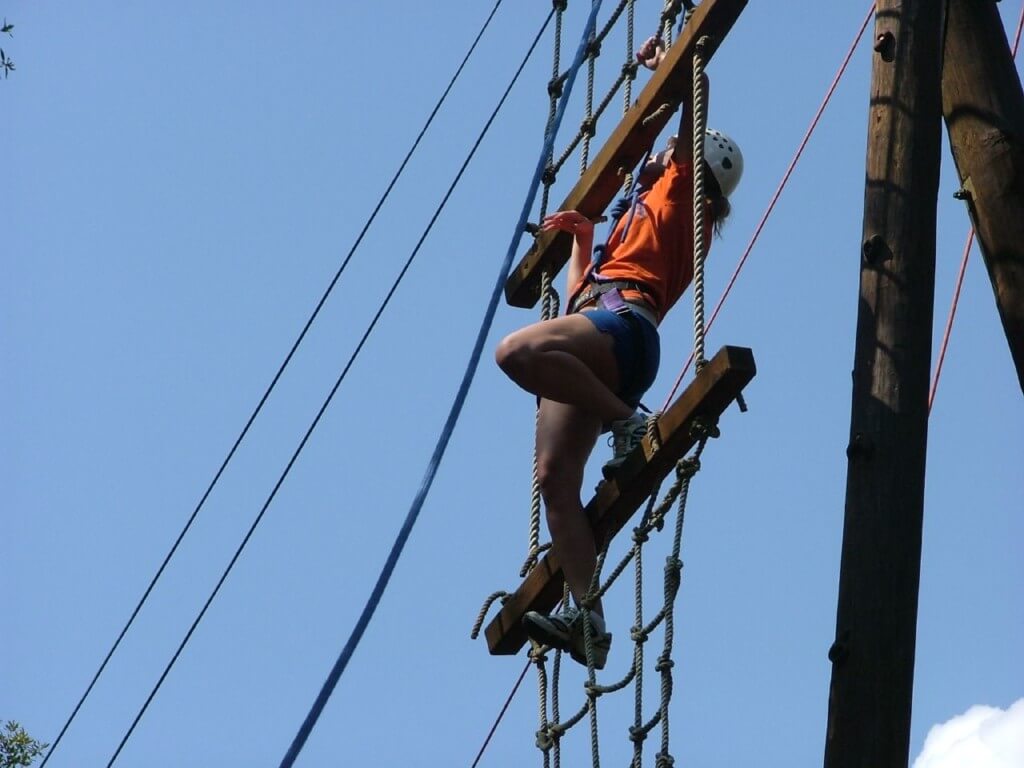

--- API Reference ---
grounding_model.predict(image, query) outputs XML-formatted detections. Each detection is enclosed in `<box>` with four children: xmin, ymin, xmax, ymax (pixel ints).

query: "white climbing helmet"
<box><xmin>703</xmin><ymin>128</ymin><xmax>743</xmax><ymax>198</ymax></box>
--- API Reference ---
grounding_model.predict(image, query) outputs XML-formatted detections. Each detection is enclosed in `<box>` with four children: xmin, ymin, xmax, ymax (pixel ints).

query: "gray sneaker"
<box><xmin>522</xmin><ymin>607</ymin><xmax>612</xmax><ymax>669</ymax></box>
<box><xmin>602</xmin><ymin>412</ymin><xmax>650</xmax><ymax>478</ymax></box>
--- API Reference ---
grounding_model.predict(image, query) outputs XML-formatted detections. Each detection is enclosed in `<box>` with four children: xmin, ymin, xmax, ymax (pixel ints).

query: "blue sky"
<box><xmin>5</xmin><ymin>2</ymin><xmax>1022</xmax><ymax>766</ymax></box>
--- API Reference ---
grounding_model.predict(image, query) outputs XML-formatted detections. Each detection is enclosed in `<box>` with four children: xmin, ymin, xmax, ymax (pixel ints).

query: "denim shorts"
<box><xmin>581</xmin><ymin>307</ymin><xmax>661</xmax><ymax>409</ymax></box>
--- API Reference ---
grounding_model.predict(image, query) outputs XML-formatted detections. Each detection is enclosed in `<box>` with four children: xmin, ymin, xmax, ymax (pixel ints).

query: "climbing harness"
<box><xmin>475</xmin><ymin>3</ymin><xmax>739</xmax><ymax>768</ymax></box>
<box><xmin>565</xmin><ymin>140</ymin><xmax>659</xmax><ymax>327</ymax></box>
<box><xmin>570</xmin><ymin>279</ymin><xmax>656</xmax><ymax>319</ymax></box>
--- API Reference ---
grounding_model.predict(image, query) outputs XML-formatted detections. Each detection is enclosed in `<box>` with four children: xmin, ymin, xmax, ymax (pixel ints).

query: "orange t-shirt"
<box><xmin>574</xmin><ymin>159</ymin><xmax>712</xmax><ymax>322</ymax></box>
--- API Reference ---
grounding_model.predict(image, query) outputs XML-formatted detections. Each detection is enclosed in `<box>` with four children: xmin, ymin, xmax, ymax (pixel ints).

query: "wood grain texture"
<box><xmin>824</xmin><ymin>3</ymin><xmax>942</xmax><ymax>766</ymax></box>
<box><xmin>941</xmin><ymin>0</ymin><xmax>1024</xmax><ymax>393</ymax></box>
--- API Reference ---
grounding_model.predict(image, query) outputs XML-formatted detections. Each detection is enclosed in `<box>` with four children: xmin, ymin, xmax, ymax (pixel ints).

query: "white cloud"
<box><xmin>913</xmin><ymin>698</ymin><xmax>1024</xmax><ymax>768</ymax></box>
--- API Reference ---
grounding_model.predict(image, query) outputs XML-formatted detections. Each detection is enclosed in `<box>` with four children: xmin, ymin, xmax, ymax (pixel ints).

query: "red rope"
<box><xmin>469</xmin><ymin>659</ymin><xmax>532</xmax><ymax>768</ymax></box>
<box><xmin>1015</xmin><ymin>2</ymin><xmax>1024</xmax><ymax>51</ymax></box>
<box><xmin>930</xmin><ymin>231</ymin><xmax>975</xmax><ymax>412</ymax></box>
<box><xmin>661</xmin><ymin>1</ymin><xmax>875</xmax><ymax>409</ymax></box>
<box><xmin>929</xmin><ymin>1</ymin><xmax>1024</xmax><ymax>412</ymax></box>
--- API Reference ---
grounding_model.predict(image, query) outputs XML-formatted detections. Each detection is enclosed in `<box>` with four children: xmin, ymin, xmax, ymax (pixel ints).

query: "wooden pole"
<box><xmin>941</xmin><ymin>0</ymin><xmax>1024</xmax><ymax>394</ymax></box>
<box><xmin>823</xmin><ymin>3</ymin><xmax>942</xmax><ymax>767</ymax></box>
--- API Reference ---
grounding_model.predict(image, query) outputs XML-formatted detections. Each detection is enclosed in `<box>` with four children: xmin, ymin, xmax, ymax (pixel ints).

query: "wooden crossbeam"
<box><xmin>503</xmin><ymin>0</ymin><xmax>748</xmax><ymax>309</ymax></box>
<box><xmin>485</xmin><ymin>345</ymin><xmax>756</xmax><ymax>655</ymax></box>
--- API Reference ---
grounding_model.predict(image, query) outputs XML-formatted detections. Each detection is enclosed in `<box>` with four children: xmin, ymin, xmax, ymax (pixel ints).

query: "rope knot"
<box><xmin>585</xmin><ymin>38</ymin><xmax>602</xmax><ymax>59</ymax></box>
<box><xmin>655</xmin><ymin>751</ymin><xmax>676</xmax><ymax>768</ymax></box>
<box><xmin>527</xmin><ymin>643</ymin><xmax>548</xmax><ymax>665</ymax></box>
<box><xmin>535</xmin><ymin>729</ymin><xmax>554</xmax><ymax>751</ymax></box>
<box><xmin>661</xmin><ymin>1</ymin><xmax>684</xmax><ymax>24</ymax></box>
<box><xmin>689</xmin><ymin>417</ymin><xmax>719</xmax><ymax>441</ymax></box>
<box><xmin>583</xmin><ymin>680</ymin><xmax>603</xmax><ymax>699</ymax></box>
<box><xmin>664</xmin><ymin>558</ymin><xmax>682</xmax><ymax>594</ymax></box>
<box><xmin>551</xmin><ymin>0</ymin><xmax>567</xmax><ymax>10</ymax></box>
<box><xmin>651</xmin><ymin>511</ymin><xmax>667</xmax><ymax>532</ymax></box>
<box><xmin>655</xmin><ymin>654</ymin><xmax>675</xmax><ymax>673</ymax></box>
<box><xmin>542</xmin><ymin>165</ymin><xmax>557</xmax><ymax>187</ymax></box>
<box><xmin>547</xmin><ymin>77</ymin><xmax>564</xmax><ymax>99</ymax></box>
<box><xmin>677</xmin><ymin>456</ymin><xmax>700</xmax><ymax>479</ymax></box>
<box><xmin>621</xmin><ymin>60</ymin><xmax>639</xmax><ymax>80</ymax></box>
<box><xmin>632</xmin><ymin>526</ymin><xmax>650</xmax><ymax>545</ymax></box>
<box><xmin>580</xmin><ymin>116</ymin><xmax>597</xmax><ymax>138</ymax></box>
<box><xmin>628</xmin><ymin>725</ymin><xmax>647</xmax><ymax>744</ymax></box>
<box><xmin>630</xmin><ymin>625</ymin><xmax>649</xmax><ymax>644</ymax></box>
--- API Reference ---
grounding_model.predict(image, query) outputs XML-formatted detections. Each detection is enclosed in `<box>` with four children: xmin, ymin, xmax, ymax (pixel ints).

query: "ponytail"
<box><xmin>702</xmin><ymin>161</ymin><xmax>731</xmax><ymax>237</ymax></box>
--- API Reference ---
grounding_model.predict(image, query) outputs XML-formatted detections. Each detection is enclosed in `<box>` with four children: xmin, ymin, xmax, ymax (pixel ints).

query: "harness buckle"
<box><xmin>570</xmin><ymin>279</ymin><xmax>650</xmax><ymax>315</ymax></box>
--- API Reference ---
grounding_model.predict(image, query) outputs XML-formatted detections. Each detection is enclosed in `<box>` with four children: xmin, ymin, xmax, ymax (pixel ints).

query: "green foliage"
<box><xmin>0</xmin><ymin>722</ymin><xmax>48</xmax><ymax>768</ymax></box>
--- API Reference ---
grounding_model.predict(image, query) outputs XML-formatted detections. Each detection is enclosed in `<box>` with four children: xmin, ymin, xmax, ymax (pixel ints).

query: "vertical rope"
<box><xmin>553</xmin><ymin>583</ymin><xmax>570</xmax><ymax>768</ymax></box>
<box><xmin>661</xmin><ymin>1</ymin><xmax>875</xmax><ymax>408</ymax></box>
<box><xmin>633</xmin><ymin>418</ymin><xmax>664</xmax><ymax>765</ymax></box>
<box><xmin>528</xmin><ymin>0</ymin><xmax>570</xmax><ymax>576</ymax></box>
<box><xmin>691</xmin><ymin>38</ymin><xmax>710</xmax><ymax>371</ymax></box>
<box><xmin>655</xmin><ymin>442</ymin><xmax>705</xmax><ymax>767</ymax></box>
<box><xmin>631</xmin><ymin>524</ymin><xmax>647</xmax><ymax>768</ymax></box>
<box><xmin>525</xmin><ymin>269</ymin><xmax>558</xmax><ymax>575</ymax></box>
<box><xmin>525</xmin><ymin>434</ymin><xmax>710</xmax><ymax>768</ymax></box>
<box><xmin>583</xmin><ymin>545</ymin><xmax>609</xmax><ymax>768</ymax></box>
<box><xmin>527</xmin><ymin>441</ymin><xmax>544</xmax><ymax>571</ymax></box>
<box><xmin>541</xmin><ymin>0</ymin><xmax>567</xmax><ymax>218</ymax></box>
<box><xmin>582</xmin><ymin>35</ymin><xmax>597</xmax><ymax>171</ymax></box>
<box><xmin>624</xmin><ymin>0</ymin><xmax>635</xmax><ymax>107</ymax></box>
<box><xmin>661</xmin><ymin>0</ymin><xmax>681</xmax><ymax>47</ymax></box>
<box><xmin>623</xmin><ymin>0</ymin><xmax>637</xmax><ymax>192</ymax></box>
<box><xmin>535</xmin><ymin>644</ymin><xmax>552</xmax><ymax>768</ymax></box>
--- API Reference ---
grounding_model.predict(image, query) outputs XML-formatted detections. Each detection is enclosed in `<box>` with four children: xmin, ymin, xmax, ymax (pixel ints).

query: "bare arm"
<box><xmin>637</xmin><ymin>35</ymin><xmax>710</xmax><ymax>166</ymax></box>
<box><xmin>540</xmin><ymin>211</ymin><xmax>595</xmax><ymax>297</ymax></box>
<box><xmin>672</xmin><ymin>72</ymin><xmax>708</xmax><ymax>165</ymax></box>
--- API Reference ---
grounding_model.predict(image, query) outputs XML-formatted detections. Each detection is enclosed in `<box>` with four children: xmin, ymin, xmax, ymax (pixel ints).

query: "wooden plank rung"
<box><xmin>504</xmin><ymin>0</ymin><xmax>749</xmax><ymax>309</ymax></box>
<box><xmin>484</xmin><ymin>345</ymin><xmax>756</xmax><ymax>655</ymax></box>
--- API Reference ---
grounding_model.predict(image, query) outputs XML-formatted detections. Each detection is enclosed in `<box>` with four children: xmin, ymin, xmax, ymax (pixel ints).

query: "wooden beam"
<box><xmin>823</xmin><ymin>3</ymin><xmax>942</xmax><ymax>767</ymax></box>
<box><xmin>503</xmin><ymin>0</ymin><xmax>748</xmax><ymax>309</ymax></box>
<box><xmin>941</xmin><ymin>0</ymin><xmax>1024</xmax><ymax>394</ymax></box>
<box><xmin>485</xmin><ymin>345</ymin><xmax>755</xmax><ymax>655</ymax></box>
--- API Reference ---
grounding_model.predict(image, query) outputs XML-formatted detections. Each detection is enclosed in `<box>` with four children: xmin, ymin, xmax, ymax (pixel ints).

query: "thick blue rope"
<box><xmin>277</xmin><ymin>2</ymin><xmax>607</xmax><ymax>765</ymax></box>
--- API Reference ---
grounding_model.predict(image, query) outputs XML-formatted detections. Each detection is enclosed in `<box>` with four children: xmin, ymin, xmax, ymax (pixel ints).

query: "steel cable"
<box><xmin>39</xmin><ymin>3</ymin><xmax>508</xmax><ymax>765</ymax></box>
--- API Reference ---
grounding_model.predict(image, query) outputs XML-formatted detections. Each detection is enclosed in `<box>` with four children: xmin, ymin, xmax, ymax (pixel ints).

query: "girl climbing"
<box><xmin>494</xmin><ymin>36</ymin><xmax>743</xmax><ymax>669</ymax></box>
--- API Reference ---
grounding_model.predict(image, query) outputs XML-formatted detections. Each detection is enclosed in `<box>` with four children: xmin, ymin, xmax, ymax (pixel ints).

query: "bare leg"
<box><xmin>535</xmin><ymin>398</ymin><xmax>605</xmax><ymax>617</ymax></box>
<box><xmin>496</xmin><ymin>313</ymin><xmax>633</xmax><ymax>424</ymax></box>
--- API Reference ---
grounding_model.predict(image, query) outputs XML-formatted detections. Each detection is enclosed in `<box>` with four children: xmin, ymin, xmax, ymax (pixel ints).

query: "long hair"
<box><xmin>703</xmin><ymin>161</ymin><xmax>731</xmax><ymax>237</ymax></box>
